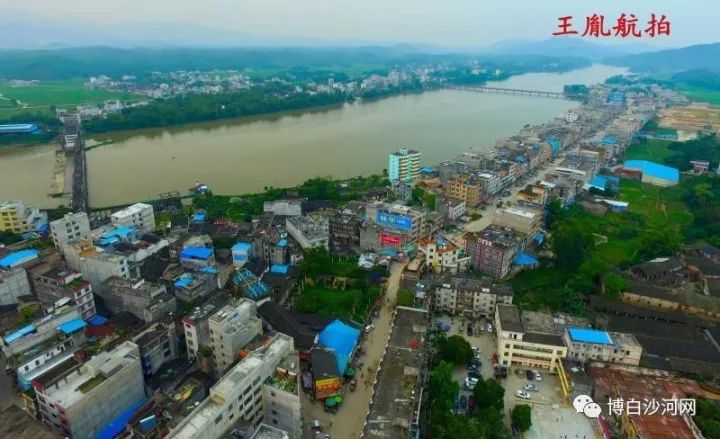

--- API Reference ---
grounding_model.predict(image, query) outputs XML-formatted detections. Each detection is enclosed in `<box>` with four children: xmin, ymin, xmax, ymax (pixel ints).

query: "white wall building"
<box><xmin>111</xmin><ymin>203</ymin><xmax>155</xmax><ymax>233</ymax></box>
<box><xmin>168</xmin><ymin>334</ymin><xmax>294</xmax><ymax>439</ymax></box>
<box><xmin>50</xmin><ymin>212</ymin><xmax>91</xmax><ymax>252</ymax></box>
<box><xmin>35</xmin><ymin>341</ymin><xmax>146</xmax><ymax>439</ymax></box>
<box><xmin>0</xmin><ymin>266</ymin><xmax>31</xmax><ymax>306</ymax></box>
<box><xmin>209</xmin><ymin>299</ymin><xmax>262</xmax><ymax>377</ymax></box>
<box><xmin>285</xmin><ymin>216</ymin><xmax>329</xmax><ymax>250</ymax></box>
<box><xmin>388</xmin><ymin>148</ymin><xmax>421</xmax><ymax>184</ymax></box>
<box><xmin>563</xmin><ymin>327</ymin><xmax>643</xmax><ymax>366</ymax></box>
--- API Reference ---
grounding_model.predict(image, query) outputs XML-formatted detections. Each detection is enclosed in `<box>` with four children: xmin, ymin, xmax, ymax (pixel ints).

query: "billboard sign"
<box><xmin>380</xmin><ymin>233</ymin><xmax>401</xmax><ymax>245</ymax></box>
<box><xmin>376</xmin><ymin>211</ymin><xmax>412</xmax><ymax>230</ymax></box>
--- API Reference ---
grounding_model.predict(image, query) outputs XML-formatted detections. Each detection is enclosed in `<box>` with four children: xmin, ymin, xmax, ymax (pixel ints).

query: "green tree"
<box><xmin>511</xmin><ymin>404</ymin><xmax>532</xmax><ymax>432</ymax></box>
<box><xmin>602</xmin><ymin>272</ymin><xmax>629</xmax><ymax>299</ymax></box>
<box><xmin>475</xmin><ymin>407</ymin><xmax>511</xmax><ymax>439</ymax></box>
<box><xmin>439</xmin><ymin>335</ymin><xmax>473</xmax><ymax>365</ymax></box>
<box><xmin>696</xmin><ymin>399</ymin><xmax>720</xmax><ymax>439</ymax></box>
<box><xmin>301</xmin><ymin>247</ymin><xmax>332</xmax><ymax>278</ymax></box>
<box><xmin>637</xmin><ymin>228</ymin><xmax>682</xmax><ymax>261</ymax></box>
<box><xmin>427</xmin><ymin>361</ymin><xmax>459</xmax><ymax>437</ymax></box>
<box><xmin>551</xmin><ymin>223</ymin><xmax>595</xmax><ymax>270</ymax></box>
<box><xmin>473</xmin><ymin>378</ymin><xmax>505</xmax><ymax>411</ymax></box>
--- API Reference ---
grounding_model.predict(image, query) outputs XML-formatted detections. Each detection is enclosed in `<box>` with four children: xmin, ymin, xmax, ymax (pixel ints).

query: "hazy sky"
<box><xmin>5</xmin><ymin>0</ymin><xmax>718</xmax><ymax>47</ymax></box>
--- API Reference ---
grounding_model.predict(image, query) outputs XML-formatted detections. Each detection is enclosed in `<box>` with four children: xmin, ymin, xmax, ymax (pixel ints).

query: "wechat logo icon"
<box><xmin>573</xmin><ymin>394</ymin><xmax>602</xmax><ymax>419</ymax></box>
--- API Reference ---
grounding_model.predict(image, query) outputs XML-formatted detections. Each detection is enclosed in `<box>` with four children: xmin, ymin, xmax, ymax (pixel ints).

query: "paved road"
<box><xmin>301</xmin><ymin>262</ymin><xmax>405</xmax><ymax>438</ymax></box>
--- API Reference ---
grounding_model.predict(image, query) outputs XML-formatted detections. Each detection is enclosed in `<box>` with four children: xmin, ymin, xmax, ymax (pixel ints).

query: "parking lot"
<box><xmin>441</xmin><ymin>315</ymin><xmax>596</xmax><ymax>438</ymax></box>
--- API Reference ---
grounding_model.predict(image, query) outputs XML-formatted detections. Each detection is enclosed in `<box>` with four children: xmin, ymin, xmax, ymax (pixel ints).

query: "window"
<box><xmin>272</xmin><ymin>419</ymin><xmax>278</xmax><ymax>425</ymax></box>
<box><xmin>272</xmin><ymin>410</ymin><xmax>277</xmax><ymax>415</ymax></box>
<box><xmin>214</xmin><ymin>414</ymin><xmax>223</xmax><ymax>424</ymax></box>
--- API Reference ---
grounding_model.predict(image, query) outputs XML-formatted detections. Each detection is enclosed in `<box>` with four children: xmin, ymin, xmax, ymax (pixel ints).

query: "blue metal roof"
<box><xmin>192</xmin><ymin>212</ymin><xmax>206</xmax><ymax>222</ymax></box>
<box><xmin>200</xmin><ymin>266</ymin><xmax>218</xmax><ymax>274</ymax></box>
<box><xmin>87</xmin><ymin>315</ymin><xmax>108</xmax><ymax>326</ymax></box>
<box><xmin>3</xmin><ymin>324</ymin><xmax>36</xmax><ymax>344</ymax></box>
<box><xmin>623</xmin><ymin>160</ymin><xmax>679</xmax><ymax>183</ymax></box>
<box><xmin>0</xmin><ymin>249</ymin><xmax>39</xmax><ymax>269</ymax></box>
<box><xmin>318</xmin><ymin>319</ymin><xmax>361</xmax><ymax>375</ymax></box>
<box><xmin>270</xmin><ymin>264</ymin><xmax>290</xmax><ymax>274</ymax></box>
<box><xmin>601</xmin><ymin>136</ymin><xmax>618</xmax><ymax>145</ymax></box>
<box><xmin>179</xmin><ymin>246</ymin><xmax>213</xmax><ymax>260</ymax></box>
<box><xmin>58</xmin><ymin>319</ymin><xmax>87</xmax><ymax>335</ymax></box>
<box><xmin>95</xmin><ymin>398</ymin><xmax>146</xmax><ymax>439</ymax></box>
<box><xmin>173</xmin><ymin>274</ymin><xmax>194</xmax><ymax>288</ymax></box>
<box><xmin>277</xmin><ymin>239</ymin><xmax>288</xmax><ymax>248</ymax></box>
<box><xmin>232</xmin><ymin>242</ymin><xmax>252</xmax><ymax>252</ymax></box>
<box><xmin>568</xmin><ymin>327</ymin><xmax>613</xmax><ymax>345</ymax></box>
<box><xmin>0</xmin><ymin>123</ymin><xmax>38</xmax><ymax>133</ymax></box>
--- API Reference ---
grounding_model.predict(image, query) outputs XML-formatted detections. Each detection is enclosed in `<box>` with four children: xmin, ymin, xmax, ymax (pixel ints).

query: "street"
<box><xmin>301</xmin><ymin>261</ymin><xmax>405</xmax><ymax>438</ymax></box>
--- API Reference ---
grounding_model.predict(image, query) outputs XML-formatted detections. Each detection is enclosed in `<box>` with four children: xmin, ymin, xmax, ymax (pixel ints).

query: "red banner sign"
<box><xmin>381</xmin><ymin>233</ymin><xmax>401</xmax><ymax>245</ymax></box>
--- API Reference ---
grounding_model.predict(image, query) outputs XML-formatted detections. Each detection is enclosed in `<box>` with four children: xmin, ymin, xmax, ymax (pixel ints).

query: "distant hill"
<box><xmin>481</xmin><ymin>38</ymin><xmax>652</xmax><ymax>60</ymax></box>
<box><xmin>606</xmin><ymin>43</ymin><xmax>720</xmax><ymax>73</ymax></box>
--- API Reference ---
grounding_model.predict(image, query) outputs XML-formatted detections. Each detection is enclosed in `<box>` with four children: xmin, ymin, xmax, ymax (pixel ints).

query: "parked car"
<box><xmin>523</xmin><ymin>383</ymin><xmax>539</xmax><ymax>392</ymax></box>
<box><xmin>526</xmin><ymin>370</ymin><xmax>534</xmax><ymax>381</ymax></box>
<box><xmin>464</xmin><ymin>377</ymin><xmax>479</xmax><ymax>389</ymax></box>
<box><xmin>487</xmin><ymin>323</ymin><xmax>493</xmax><ymax>333</ymax></box>
<box><xmin>365</xmin><ymin>324</ymin><xmax>375</xmax><ymax>333</ymax></box>
<box><xmin>468</xmin><ymin>395</ymin><xmax>476</xmax><ymax>413</ymax></box>
<box><xmin>533</xmin><ymin>370</ymin><xmax>542</xmax><ymax>381</ymax></box>
<box><xmin>468</xmin><ymin>371</ymin><xmax>481</xmax><ymax>379</ymax></box>
<box><xmin>515</xmin><ymin>390</ymin><xmax>531</xmax><ymax>400</ymax></box>
<box><xmin>466</xmin><ymin>325</ymin><xmax>473</xmax><ymax>336</ymax></box>
<box><xmin>459</xmin><ymin>395</ymin><xmax>468</xmax><ymax>409</ymax></box>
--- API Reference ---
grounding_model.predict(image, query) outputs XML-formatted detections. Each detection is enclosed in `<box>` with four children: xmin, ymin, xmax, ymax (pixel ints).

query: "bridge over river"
<box><xmin>448</xmin><ymin>85</ymin><xmax>569</xmax><ymax>99</ymax></box>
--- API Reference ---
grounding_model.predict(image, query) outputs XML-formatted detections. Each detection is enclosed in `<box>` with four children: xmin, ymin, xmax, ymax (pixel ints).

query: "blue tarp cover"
<box><xmin>278</xmin><ymin>239</ymin><xmax>288</xmax><ymax>248</ymax></box>
<box><xmin>87</xmin><ymin>315</ymin><xmax>108</xmax><ymax>326</ymax></box>
<box><xmin>534</xmin><ymin>232</ymin><xmax>545</xmax><ymax>245</ymax></box>
<box><xmin>513</xmin><ymin>252</ymin><xmax>538</xmax><ymax>266</ymax></box>
<box><xmin>174</xmin><ymin>274</ymin><xmax>194</xmax><ymax>288</ymax></box>
<box><xmin>0</xmin><ymin>249</ymin><xmax>39</xmax><ymax>269</ymax></box>
<box><xmin>192</xmin><ymin>212</ymin><xmax>206</xmax><ymax>222</ymax></box>
<box><xmin>3</xmin><ymin>324</ymin><xmax>35</xmax><ymax>344</ymax></box>
<box><xmin>270</xmin><ymin>264</ymin><xmax>290</xmax><ymax>274</ymax></box>
<box><xmin>58</xmin><ymin>319</ymin><xmax>87</xmax><ymax>335</ymax></box>
<box><xmin>318</xmin><ymin>319</ymin><xmax>361</xmax><ymax>375</ymax></box>
<box><xmin>200</xmin><ymin>266</ymin><xmax>218</xmax><ymax>274</ymax></box>
<box><xmin>568</xmin><ymin>327</ymin><xmax>613</xmax><ymax>345</ymax></box>
<box><xmin>179</xmin><ymin>246</ymin><xmax>213</xmax><ymax>260</ymax></box>
<box><xmin>232</xmin><ymin>242</ymin><xmax>252</xmax><ymax>252</ymax></box>
<box><xmin>94</xmin><ymin>398</ymin><xmax>146</xmax><ymax>439</ymax></box>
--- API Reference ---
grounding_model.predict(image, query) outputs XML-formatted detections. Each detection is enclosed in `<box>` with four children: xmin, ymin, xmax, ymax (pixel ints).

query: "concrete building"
<box><xmin>365</xmin><ymin>202</ymin><xmax>427</xmax><ymax>244</ymax></box>
<box><xmin>179</xmin><ymin>246</ymin><xmax>215</xmax><ymax>270</ymax></box>
<box><xmin>2</xmin><ymin>301</ymin><xmax>83</xmax><ymax>358</ymax></box>
<box><xmin>183</xmin><ymin>291</ymin><xmax>231</xmax><ymax>358</ymax></box>
<box><xmin>495</xmin><ymin>304</ymin><xmax>588</xmax><ymax>372</ymax></box>
<box><xmin>328</xmin><ymin>205</ymin><xmax>363</xmax><ymax>253</ymax></box>
<box><xmin>111</xmin><ymin>203</ymin><xmax>155</xmax><ymax>233</ymax></box>
<box><xmin>388</xmin><ymin>147</ymin><xmax>421</xmax><ymax>184</ymax></box>
<box><xmin>34</xmin><ymin>341</ymin><xmax>146</xmax><ymax>439</ymax></box>
<box><xmin>417</xmin><ymin>236</ymin><xmax>469</xmax><ymax>274</ymax></box>
<box><xmin>0</xmin><ymin>405</ymin><xmax>57</xmax><ymax>439</ymax></box>
<box><xmin>563</xmin><ymin>327</ymin><xmax>642</xmax><ymax>366</ymax></box>
<box><xmin>173</xmin><ymin>271</ymin><xmax>219</xmax><ymax>303</ymax></box>
<box><xmin>262</xmin><ymin>350</ymin><xmax>302</xmax><ymax>438</ymax></box>
<box><xmin>209</xmin><ymin>299</ymin><xmax>262</xmax><ymax>377</ymax></box>
<box><xmin>435</xmin><ymin>196</ymin><xmax>466</xmax><ymax>226</ymax></box>
<box><xmin>0</xmin><ymin>200</ymin><xmax>48</xmax><ymax>234</ymax></box>
<box><xmin>493</xmin><ymin>207</ymin><xmax>542</xmax><ymax>238</ymax></box>
<box><xmin>232</xmin><ymin>242</ymin><xmax>252</xmax><ymax>268</ymax></box>
<box><xmin>446</xmin><ymin>175</ymin><xmax>483</xmax><ymax>207</ymax></box>
<box><xmin>99</xmin><ymin>276</ymin><xmax>176</xmax><ymax>323</ymax></box>
<box><xmin>167</xmin><ymin>333</ymin><xmax>294</xmax><ymax>439</ymax></box>
<box><xmin>35</xmin><ymin>269</ymin><xmax>96</xmax><ymax>320</ymax></box>
<box><xmin>49</xmin><ymin>212</ymin><xmax>90</xmax><ymax>251</ymax></box>
<box><xmin>0</xmin><ymin>266</ymin><xmax>31</xmax><ymax>306</ymax></box>
<box><xmin>430</xmin><ymin>276</ymin><xmax>513</xmax><ymax>318</ymax></box>
<box><xmin>285</xmin><ymin>216</ymin><xmax>329</xmax><ymax>250</ymax></box>
<box><xmin>263</xmin><ymin>200</ymin><xmax>302</xmax><ymax>217</ymax></box>
<box><xmin>132</xmin><ymin>319</ymin><xmax>179</xmax><ymax>376</ymax></box>
<box><xmin>61</xmin><ymin>240</ymin><xmax>133</xmax><ymax>286</ymax></box>
<box><xmin>465</xmin><ymin>225</ymin><xmax>526</xmax><ymax>278</ymax></box>
<box><xmin>249</xmin><ymin>424</ymin><xmax>291</xmax><ymax>439</ymax></box>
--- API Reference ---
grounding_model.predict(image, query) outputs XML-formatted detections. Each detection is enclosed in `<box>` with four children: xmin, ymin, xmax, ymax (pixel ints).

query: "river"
<box><xmin>0</xmin><ymin>65</ymin><xmax>626</xmax><ymax>208</ymax></box>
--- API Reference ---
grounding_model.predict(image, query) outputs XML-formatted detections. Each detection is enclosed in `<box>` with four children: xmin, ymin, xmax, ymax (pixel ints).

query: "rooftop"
<box><xmin>249</xmin><ymin>424</ymin><xmax>290</xmax><ymax>439</ymax></box>
<box><xmin>362</xmin><ymin>307</ymin><xmax>426</xmax><ymax>439</ymax></box>
<box><xmin>0</xmin><ymin>405</ymin><xmax>57</xmax><ymax>439</ymax></box>
<box><xmin>112</xmin><ymin>203</ymin><xmax>152</xmax><ymax>218</ymax></box>
<box><xmin>182</xmin><ymin>290</ymin><xmax>231</xmax><ymax>324</ymax></box>
<box><xmin>497</xmin><ymin>304</ymin><xmax>523</xmax><ymax>332</ymax></box>
<box><xmin>0</xmin><ymin>249</ymin><xmax>39</xmax><ymax>269</ymax></box>
<box><xmin>472</xmin><ymin>224</ymin><xmax>526</xmax><ymax>248</ymax></box>
<box><xmin>179</xmin><ymin>246</ymin><xmax>213</xmax><ymax>260</ymax></box>
<box><xmin>567</xmin><ymin>327</ymin><xmax>612</xmax><ymax>345</ymax></box>
<box><xmin>623</xmin><ymin>160</ymin><xmax>679</xmax><ymax>183</ymax></box>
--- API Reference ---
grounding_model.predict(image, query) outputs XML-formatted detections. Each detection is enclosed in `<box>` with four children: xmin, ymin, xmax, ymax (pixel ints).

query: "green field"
<box><xmin>679</xmin><ymin>85</ymin><xmax>720</xmax><ymax>106</ymax></box>
<box><xmin>624</xmin><ymin>138</ymin><xmax>678</xmax><ymax>162</ymax></box>
<box><xmin>294</xmin><ymin>286</ymin><xmax>380</xmax><ymax>322</ymax></box>
<box><xmin>0</xmin><ymin>80</ymin><xmax>142</xmax><ymax>116</ymax></box>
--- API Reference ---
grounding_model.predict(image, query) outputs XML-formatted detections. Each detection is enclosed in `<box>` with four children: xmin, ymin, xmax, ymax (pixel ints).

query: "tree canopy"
<box><xmin>511</xmin><ymin>404</ymin><xmax>532</xmax><ymax>432</ymax></box>
<box><xmin>551</xmin><ymin>223</ymin><xmax>595</xmax><ymax>270</ymax></box>
<box><xmin>473</xmin><ymin>378</ymin><xmax>505</xmax><ymax>412</ymax></box>
<box><xmin>439</xmin><ymin>335</ymin><xmax>474</xmax><ymax>365</ymax></box>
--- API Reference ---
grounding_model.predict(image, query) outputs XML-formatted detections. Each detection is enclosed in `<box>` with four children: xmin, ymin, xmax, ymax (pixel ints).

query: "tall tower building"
<box><xmin>388</xmin><ymin>148</ymin><xmax>421</xmax><ymax>184</ymax></box>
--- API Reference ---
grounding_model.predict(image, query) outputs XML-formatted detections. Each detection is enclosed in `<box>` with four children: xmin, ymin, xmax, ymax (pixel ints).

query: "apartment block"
<box><xmin>183</xmin><ymin>291</ymin><xmax>231</xmax><ymax>358</ymax></box>
<box><xmin>0</xmin><ymin>265</ymin><xmax>31</xmax><ymax>306</ymax></box>
<box><xmin>35</xmin><ymin>269</ymin><xmax>96</xmax><ymax>320</ymax></box>
<box><xmin>493</xmin><ymin>207</ymin><xmax>542</xmax><ymax>238</ymax></box>
<box><xmin>417</xmin><ymin>236</ymin><xmax>469</xmax><ymax>274</ymax></box>
<box><xmin>167</xmin><ymin>334</ymin><xmax>295</xmax><ymax>439</ymax></box>
<box><xmin>0</xmin><ymin>200</ymin><xmax>48</xmax><ymax>234</ymax></box>
<box><xmin>111</xmin><ymin>203</ymin><xmax>155</xmax><ymax>233</ymax></box>
<box><xmin>132</xmin><ymin>319</ymin><xmax>179</xmax><ymax>376</ymax></box>
<box><xmin>2</xmin><ymin>302</ymin><xmax>83</xmax><ymax>358</ymax></box>
<box><xmin>446</xmin><ymin>175</ymin><xmax>483</xmax><ymax>207</ymax></box>
<box><xmin>210</xmin><ymin>299</ymin><xmax>262</xmax><ymax>377</ymax></box>
<box><xmin>430</xmin><ymin>276</ymin><xmax>513</xmax><ymax>318</ymax></box>
<box><xmin>365</xmin><ymin>201</ymin><xmax>427</xmax><ymax>244</ymax></box>
<box><xmin>465</xmin><ymin>225</ymin><xmax>526</xmax><ymax>278</ymax></box>
<box><xmin>49</xmin><ymin>212</ymin><xmax>90</xmax><ymax>251</ymax></box>
<box><xmin>99</xmin><ymin>276</ymin><xmax>176</xmax><ymax>323</ymax></box>
<box><xmin>388</xmin><ymin>148</ymin><xmax>421</xmax><ymax>184</ymax></box>
<box><xmin>35</xmin><ymin>341</ymin><xmax>146</xmax><ymax>439</ymax></box>
<box><xmin>262</xmin><ymin>350</ymin><xmax>302</xmax><ymax>438</ymax></box>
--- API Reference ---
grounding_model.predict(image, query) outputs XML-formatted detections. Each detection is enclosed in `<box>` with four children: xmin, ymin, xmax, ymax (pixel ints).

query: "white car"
<box><xmin>515</xmin><ymin>390</ymin><xmax>531</xmax><ymax>400</ymax></box>
<box><xmin>464</xmin><ymin>377</ymin><xmax>479</xmax><ymax>389</ymax></box>
<box><xmin>487</xmin><ymin>323</ymin><xmax>493</xmax><ymax>332</ymax></box>
<box><xmin>523</xmin><ymin>383</ymin><xmax>539</xmax><ymax>392</ymax></box>
<box><xmin>533</xmin><ymin>370</ymin><xmax>542</xmax><ymax>381</ymax></box>
<box><xmin>364</xmin><ymin>324</ymin><xmax>375</xmax><ymax>333</ymax></box>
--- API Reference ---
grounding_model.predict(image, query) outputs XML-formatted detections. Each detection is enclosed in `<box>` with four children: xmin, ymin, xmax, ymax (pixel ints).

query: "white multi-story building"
<box><xmin>35</xmin><ymin>341</ymin><xmax>146</xmax><ymax>439</ymax></box>
<box><xmin>563</xmin><ymin>327</ymin><xmax>642</xmax><ymax>366</ymax></box>
<box><xmin>262</xmin><ymin>350</ymin><xmax>302</xmax><ymax>438</ymax></box>
<box><xmin>418</xmin><ymin>236</ymin><xmax>470</xmax><ymax>274</ymax></box>
<box><xmin>182</xmin><ymin>292</ymin><xmax>231</xmax><ymax>358</ymax></box>
<box><xmin>388</xmin><ymin>148</ymin><xmax>421</xmax><ymax>184</ymax></box>
<box><xmin>285</xmin><ymin>216</ymin><xmax>329</xmax><ymax>250</ymax></box>
<box><xmin>99</xmin><ymin>277</ymin><xmax>176</xmax><ymax>323</ymax></box>
<box><xmin>168</xmin><ymin>334</ymin><xmax>294</xmax><ymax>439</ymax></box>
<box><xmin>35</xmin><ymin>269</ymin><xmax>96</xmax><ymax>320</ymax></box>
<box><xmin>431</xmin><ymin>276</ymin><xmax>513</xmax><ymax>318</ymax></box>
<box><xmin>209</xmin><ymin>299</ymin><xmax>262</xmax><ymax>377</ymax></box>
<box><xmin>50</xmin><ymin>212</ymin><xmax>90</xmax><ymax>252</ymax></box>
<box><xmin>2</xmin><ymin>302</ymin><xmax>82</xmax><ymax>358</ymax></box>
<box><xmin>493</xmin><ymin>207</ymin><xmax>542</xmax><ymax>238</ymax></box>
<box><xmin>111</xmin><ymin>203</ymin><xmax>155</xmax><ymax>233</ymax></box>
